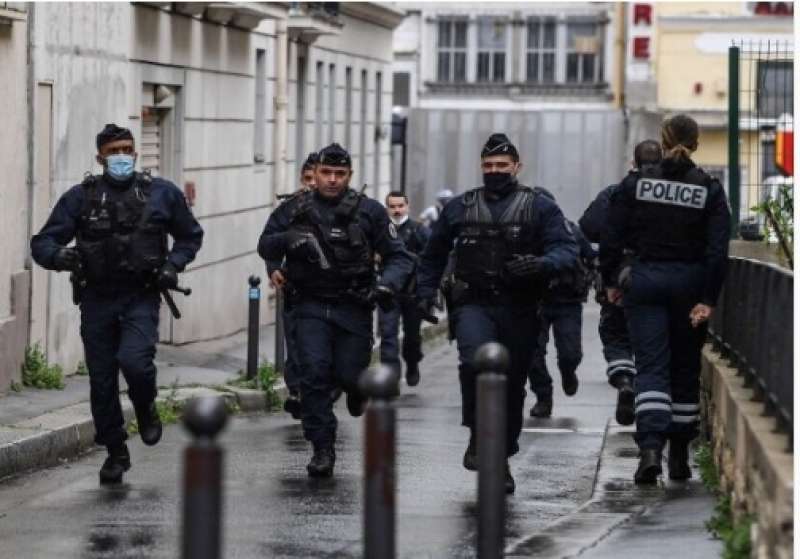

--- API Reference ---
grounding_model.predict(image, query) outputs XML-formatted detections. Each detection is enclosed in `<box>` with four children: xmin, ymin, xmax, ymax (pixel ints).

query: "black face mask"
<box><xmin>483</xmin><ymin>172</ymin><xmax>516</xmax><ymax>197</ymax></box>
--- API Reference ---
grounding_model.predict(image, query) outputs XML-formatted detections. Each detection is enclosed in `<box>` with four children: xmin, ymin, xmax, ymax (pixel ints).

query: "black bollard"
<box><xmin>181</xmin><ymin>396</ymin><xmax>229</xmax><ymax>559</ymax></box>
<box><xmin>274</xmin><ymin>287</ymin><xmax>286</xmax><ymax>377</ymax></box>
<box><xmin>359</xmin><ymin>364</ymin><xmax>400</xmax><ymax>559</ymax></box>
<box><xmin>246</xmin><ymin>275</ymin><xmax>261</xmax><ymax>381</ymax></box>
<box><xmin>474</xmin><ymin>342</ymin><xmax>511</xmax><ymax>559</ymax></box>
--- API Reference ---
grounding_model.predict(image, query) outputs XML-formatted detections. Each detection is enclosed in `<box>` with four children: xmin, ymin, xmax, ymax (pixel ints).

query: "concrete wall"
<box><xmin>0</xmin><ymin>4</ymin><xmax>30</xmax><ymax>391</ymax></box>
<box><xmin>700</xmin><ymin>347</ymin><xmax>793</xmax><ymax>559</ymax></box>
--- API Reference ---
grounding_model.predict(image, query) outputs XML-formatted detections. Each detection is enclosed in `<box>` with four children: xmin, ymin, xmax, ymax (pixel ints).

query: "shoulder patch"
<box><xmin>388</xmin><ymin>222</ymin><xmax>398</xmax><ymax>239</ymax></box>
<box><xmin>635</xmin><ymin>178</ymin><xmax>707</xmax><ymax>209</ymax></box>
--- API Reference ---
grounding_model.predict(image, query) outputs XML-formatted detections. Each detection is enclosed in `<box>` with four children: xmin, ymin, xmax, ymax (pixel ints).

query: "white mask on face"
<box><xmin>390</xmin><ymin>214</ymin><xmax>409</xmax><ymax>226</ymax></box>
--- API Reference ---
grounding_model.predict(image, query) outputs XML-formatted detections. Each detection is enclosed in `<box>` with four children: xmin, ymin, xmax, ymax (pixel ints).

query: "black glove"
<box><xmin>53</xmin><ymin>248</ymin><xmax>81</xmax><ymax>272</ymax></box>
<box><xmin>285</xmin><ymin>230</ymin><xmax>311</xmax><ymax>257</ymax></box>
<box><xmin>371</xmin><ymin>285</ymin><xmax>395</xmax><ymax>312</ymax></box>
<box><xmin>416</xmin><ymin>297</ymin><xmax>439</xmax><ymax>324</ymax></box>
<box><xmin>504</xmin><ymin>255</ymin><xmax>548</xmax><ymax>278</ymax></box>
<box><xmin>157</xmin><ymin>262</ymin><xmax>179</xmax><ymax>290</ymax></box>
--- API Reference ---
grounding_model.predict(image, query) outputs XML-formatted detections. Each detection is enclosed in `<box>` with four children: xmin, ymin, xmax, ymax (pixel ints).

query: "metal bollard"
<box><xmin>274</xmin><ymin>287</ymin><xmax>286</xmax><ymax>377</ymax></box>
<box><xmin>359</xmin><ymin>364</ymin><xmax>401</xmax><ymax>559</ymax></box>
<box><xmin>474</xmin><ymin>342</ymin><xmax>511</xmax><ymax>559</ymax></box>
<box><xmin>246</xmin><ymin>275</ymin><xmax>261</xmax><ymax>381</ymax></box>
<box><xmin>181</xmin><ymin>397</ymin><xmax>229</xmax><ymax>559</ymax></box>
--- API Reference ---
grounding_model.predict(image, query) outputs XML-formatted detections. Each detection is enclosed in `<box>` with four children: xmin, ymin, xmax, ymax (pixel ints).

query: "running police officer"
<box><xmin>417</xmin><ymin>133</ymin><xmax>578</xmax><ymax>494</ymax></box>
<box><xmin>600</xmin><ymin>116</ymin><xmax>730</xmax><ymax>484</ymax></box>
<box><xmin>280</xmin><ymin>151</ymin><xmax>319</xmax><ymax>420</ymax></box>
<box><xmin>30</xmin><ymin>124</ymin><xmax>204</xmax><ymax>484</ymax></box>
<box><xmin>580</xmin><ymin>139</ymin><xmax>662</xmax><ymax>426</ymax></box>
<box><xmin>528</xmin><ymin>215</ymin><xmax>595</xmax><ymax>418</ymax></box>
<box><xmin>379</xmin><ymin>191</ymin><xmax>431</xmax><ymax>386</ymax></box>
<box><xmin>258</xmin><ymin>143</ymin><xmax>414</xmax><ymax>478</ymax></box>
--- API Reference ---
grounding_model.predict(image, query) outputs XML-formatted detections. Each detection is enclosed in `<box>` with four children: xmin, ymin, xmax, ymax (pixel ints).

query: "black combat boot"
<box><xmin>463</xmin><ymin>432</ymin><xmax>477</xmax><ymax>471</ymax></box>
<box><xmin>634</xmin><ymin>449</ymin><xmax>663</xmax><ymax>484</ymax></box>
<box><xmin>561</xmin><ymin>370</ymin><xmax>579</xmax><ymax>396</ymax></box>
<box><xmin>614</xmin><ymin>375</ymin><xmax>635</xmax><ymax>426</ymax></box>
<box><xmin>405</xmin><ymin>362</ymin><xmax>420</xmax><ymax>387</ymax></box>
<box><xmin>346</xmin><ymin>390</ymin><xmax>365</xmax><ymax>418</ymax></box>
<box><xmin>530</xmin><ymin>396</ymin><xmax>553</xmax><ymax>418</ymax></box>
<box><xmin>307</xmin><ymin>445</ymin><xmax>336</xmax><ymax>478</ymax></box>
<box><xmin>668</xmin><ymin>440</ymin><xmax>692</xmax><ymax>481</ymax></box>
<box><xmin>135</xmin><ymin>402</ymin><xmax>163</xmax><ymax>446</ymax></box>
<box><xmin>283</xmin><ymin>391</ymin><xmax>302</xmax><ymax>420</ymax></box>
<box><xmin>99</xmin><ymin>444</ymin><xmax>131</xmax><ymax>485</ymax></box>
<box><xmin>505</xmin><ymin>463</ymin><xmax>516</xmax><ymax>495</ymax></box>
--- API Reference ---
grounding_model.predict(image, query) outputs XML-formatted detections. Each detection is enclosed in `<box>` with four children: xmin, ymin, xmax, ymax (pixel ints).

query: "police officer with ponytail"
<box><xmin>31</xmin><ymin>124</ymin><xmax>204</xmax><ymax>484</ymax></box>
<box><xmin>417</xmin><ymin>133</ymin><xmax>577</xmax><ymax>494</ymax></box>
<box><xmin>600</xmin><ymin>115</ymin><xmax>730</xmax><ymax>484</ymax></box>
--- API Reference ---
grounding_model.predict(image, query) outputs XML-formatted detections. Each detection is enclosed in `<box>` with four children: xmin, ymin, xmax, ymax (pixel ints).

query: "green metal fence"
<box><xmin>728</xmin><ymin>41</ymin><xmax>794</xmax><ymax>253</ymax></box>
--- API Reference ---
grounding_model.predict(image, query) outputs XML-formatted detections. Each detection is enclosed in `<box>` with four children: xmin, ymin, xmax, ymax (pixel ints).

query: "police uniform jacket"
<box><xmin>600</xmin><ymin>159</ymin><xmax>731</xmax><ymax>306</ymax></box>
<box><xmin>31</xmin><ymin>174</ymin><xmax>204</xmax><ymax>287</ymax></box>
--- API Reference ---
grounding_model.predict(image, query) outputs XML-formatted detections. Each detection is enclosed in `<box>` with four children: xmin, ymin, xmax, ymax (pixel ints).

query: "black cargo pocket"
<box><xmin>79</xmin><ymin>241</ymin><xmax>107</xmax><ymax>282</ymax></box>
<box><xmin>130</xmin><ymin>224</ymin><xmax>166</xmax><ymax>274</ymax></box>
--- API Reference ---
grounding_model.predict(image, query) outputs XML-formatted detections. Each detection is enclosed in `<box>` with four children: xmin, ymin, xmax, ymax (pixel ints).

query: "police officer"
<box><xmin>528</xmin><ymin>215</ymin><xmax>596</xmax><ymax>418</ymax></box>
<box><xmin>419</xmin><ymin>188</ymin><xmax>454</xmax><ymax>228</ymax></box>
<box><xmin>580</xmin><ymin>140</ymin><xmax>663</xmax><ymax>426</ymax></box>
<box><xmin>417</xmin><ymin>133</ymin><xmax>578</xmax><ymax>494</ymax></box>
<box><xmin>30</xmin><ymin>124</ymin><xmax>204</xmax><ymax>484</ymax></box>
<box><xmin>379</xmin><ymin>191</ymin><xmax>431</xmax><ymax>386</ymax></box>
<box><xmin>600</xmin><ymin>116</ymin><xmax>730</xmax><ymax>484</ymax></box>
<box><xmin>281</xmin><ymin>151</ymin><xmax>319</xmax><ymax>420</ymax></box>
<box><xmin>258</xmin><ymin>143</ymin><xmax>413</xmax><ymax>478</ymax></box>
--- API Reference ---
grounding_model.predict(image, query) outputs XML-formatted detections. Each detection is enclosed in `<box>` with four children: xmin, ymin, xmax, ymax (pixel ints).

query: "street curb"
<box><xmin>505</xmin><ymin>423</ymin><xmax>663</xmax><ymax>558</ymax></box>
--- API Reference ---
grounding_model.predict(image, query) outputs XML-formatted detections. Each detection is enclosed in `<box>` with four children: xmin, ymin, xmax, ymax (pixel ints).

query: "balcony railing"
<box><xmin>708</xmin><ymin>256</ymin><xmax>793</xmax><ymax>450</ymax></box>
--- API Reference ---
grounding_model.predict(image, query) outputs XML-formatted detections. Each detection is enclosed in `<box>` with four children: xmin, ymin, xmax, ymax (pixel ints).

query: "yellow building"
<box><xmin>625</xmin><ymin>1</ymin><xmax>793</xmax><ymax>222</ymax></box>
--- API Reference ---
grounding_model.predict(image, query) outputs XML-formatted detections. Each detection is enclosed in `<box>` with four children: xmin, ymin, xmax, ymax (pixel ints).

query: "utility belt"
<box><xmin>442</xmin><ymin>276</ymin><xmax>538</xmax><ymax>307</ymax></box>
<box><xmin>285</xmin><ymin>281</ymin><xmax>376</xmax><ymax>309</ymax></box>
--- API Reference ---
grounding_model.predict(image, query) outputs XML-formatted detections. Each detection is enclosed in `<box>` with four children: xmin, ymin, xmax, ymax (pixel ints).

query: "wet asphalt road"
<box><xmin>0</xmin><ymin>305</ymin><xmax>616</xmax><ymax>558</ymax></box>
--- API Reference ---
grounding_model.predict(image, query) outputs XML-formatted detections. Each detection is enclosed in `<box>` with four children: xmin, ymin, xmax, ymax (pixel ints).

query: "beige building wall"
<box><xmin>0</xmin><ymin>4</ymin><xmax>31</xmax><ymax>392</ymax></box>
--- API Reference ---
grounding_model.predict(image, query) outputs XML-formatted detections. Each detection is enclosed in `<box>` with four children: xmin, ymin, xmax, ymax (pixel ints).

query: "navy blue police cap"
<box><xmin>317</xmin><ymin>143</ymin><xmax>352</xmax><ymax>168</ymax></box>
<box><xmin>481</xmin><ymin>133</ymin><xmax>519</xmax><ymax>162</ymax></box>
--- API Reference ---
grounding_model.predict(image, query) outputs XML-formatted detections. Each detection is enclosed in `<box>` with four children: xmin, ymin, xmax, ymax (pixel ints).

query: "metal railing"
<box><xmin>708</xmin><ymin>256</ymin><xmax>793</xmax><ymax>449</ymax></box>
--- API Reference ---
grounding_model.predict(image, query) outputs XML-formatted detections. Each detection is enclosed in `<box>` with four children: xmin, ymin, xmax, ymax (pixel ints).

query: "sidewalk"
<box><xmin>0</xmin><ymin>315</ymin><xmax>448</xmax><ymax>481</ymax></box>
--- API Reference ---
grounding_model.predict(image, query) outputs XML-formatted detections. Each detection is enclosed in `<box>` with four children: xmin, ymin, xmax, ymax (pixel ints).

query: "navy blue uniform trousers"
<box><xmin>528</xmin><ymin>302</ymin><xmax>583</xmax><ymax>399</ymax></box>
<box><xmin>598</xmin><ymin>302</ymin><xmax>636</xmax><ymax>386</ymax></box>
<box><xmin>281</xmin><ymin>305</ymin><xmax>301</xmax><ymax>394</ymax></box>
<box><xmin>79</xmin><ymin>288</ymin><xmax>160</xmax><ymax>447</ymax></box>
<box><xmin>293</xmin><ymin>299</ymin><xmax>373</xmax><ymax>448</ymax></box>
<box><xmin>451</xmin><ymin>303</ymin><xmax>539</xmax><ymax>457</ymax></box>
<box><xmin>378</xmin><ymin>297</ymin><xmax>423</xmax><ymax>367</ymax></box>
<box><xmin>624</xmin><ymin>262</ymin><xmax>707</xmax><ymax>450</ymax></box>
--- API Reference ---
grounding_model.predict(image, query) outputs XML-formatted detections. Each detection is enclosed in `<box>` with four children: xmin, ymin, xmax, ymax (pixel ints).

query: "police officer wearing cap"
<box><xmin>417</xmin><ymin>133</ymin><xmax>578</xmax><ymax>494</ymax></box>
<box><xmin>528</xmin><ymin>212</ymin><xmax>596</xmax><ymax>418</ymax></box>
<box><xmin>580</xmin><ymin>139</ymin><xmax>663</xmax><ymax>426</ymax></box>
<box><xmin>258</xmin><ymin>143</ymin><xmax>413</xmax><ymax>478</ymax></box>
<box><xmin>30</xmin><ymin>124</ymin><xmax>204</xmax><ymax>484</ymax></box>
<box><xmin>600</xmin><ymin>115</ymin><xmax>730</xmax><ymax>484</ymax></box>
<box><xmin>281</xmin><ymin>151</ymin><xmax>319</xmax><ymax>420</ymax></box>
<box><xmin>379</xmin><ymin>190</ymin><xmax>431</xmax><ymax>386</ymax></box>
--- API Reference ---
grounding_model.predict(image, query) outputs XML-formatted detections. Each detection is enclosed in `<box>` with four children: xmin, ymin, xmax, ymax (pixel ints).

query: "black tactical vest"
<box><xmin>76</xmin><ymin>173</ymin><xmax>167</xmax><ymax>285</ymax></box>
<box><xmin>285</xmin><ymin>189</ymin><xmax>374</xmax><ymax>295</ymax></box>
<box><xmin>631</xmin><ymin>163</ymin><xmax>711</xmax><ymax>262</ymax></box>
<box><xmin>454</xmin><ymin>187</ymin><xmax>538</xmax><ymax>293</ymax></box>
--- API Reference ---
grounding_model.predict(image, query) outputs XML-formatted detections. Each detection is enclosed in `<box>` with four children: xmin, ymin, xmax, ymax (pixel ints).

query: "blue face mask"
<box><xmin>105</xmin><ymin>154</ymin><xmax>135</xmax><ymax>181</ymax></box>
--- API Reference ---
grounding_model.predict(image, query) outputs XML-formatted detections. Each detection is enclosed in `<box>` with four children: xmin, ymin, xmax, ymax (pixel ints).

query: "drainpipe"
<box><xmin>25</xmin><ymin>4</ymin><xmax>35</xmax><ymax>269</ymax></box>
<box><xmin>273</xmin><ymin>17</ymin><xmax>289</xmax><ymax>198</ymax></box>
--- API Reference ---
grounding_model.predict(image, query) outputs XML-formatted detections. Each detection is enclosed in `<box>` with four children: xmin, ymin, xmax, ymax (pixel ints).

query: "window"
<box><xmin>374</xmin><ymin>71</ymin><xmax>382</xmax><ymax>193</ymax></box>
<box><xmin>437</xmin><ymin>19</ymin><xmax>467</xmax><ymax>82</ymax></box>
<box><xmin>295</xmin><ymin>56</ymin><xmax>306</xmax><ymax>164</ymax></box>
<box><xmin>359</xmin><ymin>69</ymin><xmax>368</xmax><ymax>186</ymax></box>
<box><xmin>565</xmin><ymin>21</ymin><xmax>603</xmax><ymax>83</ymax></box>
<box><xmin>315</xmin><ymin>61</ymin><xmax>324</xmax><ymax>148</ymax></box>
<box><xmin>393</xmin><ymin>72</ymin><xmax>410</xmax><ymax>107</ymax></box>
<box><xmin>757</xmin><ymin>61</ymin><xmax>793</xmax><ymax>118</ymax></box>
<box><xmin>254</xmin><ymin>49</ymin><xmax>266</xmax><ymax>162</ymax></box>
<box><xmin>526</xmin><ymin>17</ymin><xmax>557</xmax><ymax>83</ymax></box>
<box><xmin>344</xmin><ymin>67</ymin><xmax>352</xmax><ymax>148</ymax></box>
<box><xmin>328</xmin><ymin>64</ymin><xmax>336</xmax><ymax>143</ymax></box>
<box><xmin>476</xmin><ymin>17</ymin><xmax>507</xmax><ymax>82</ymax></box>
